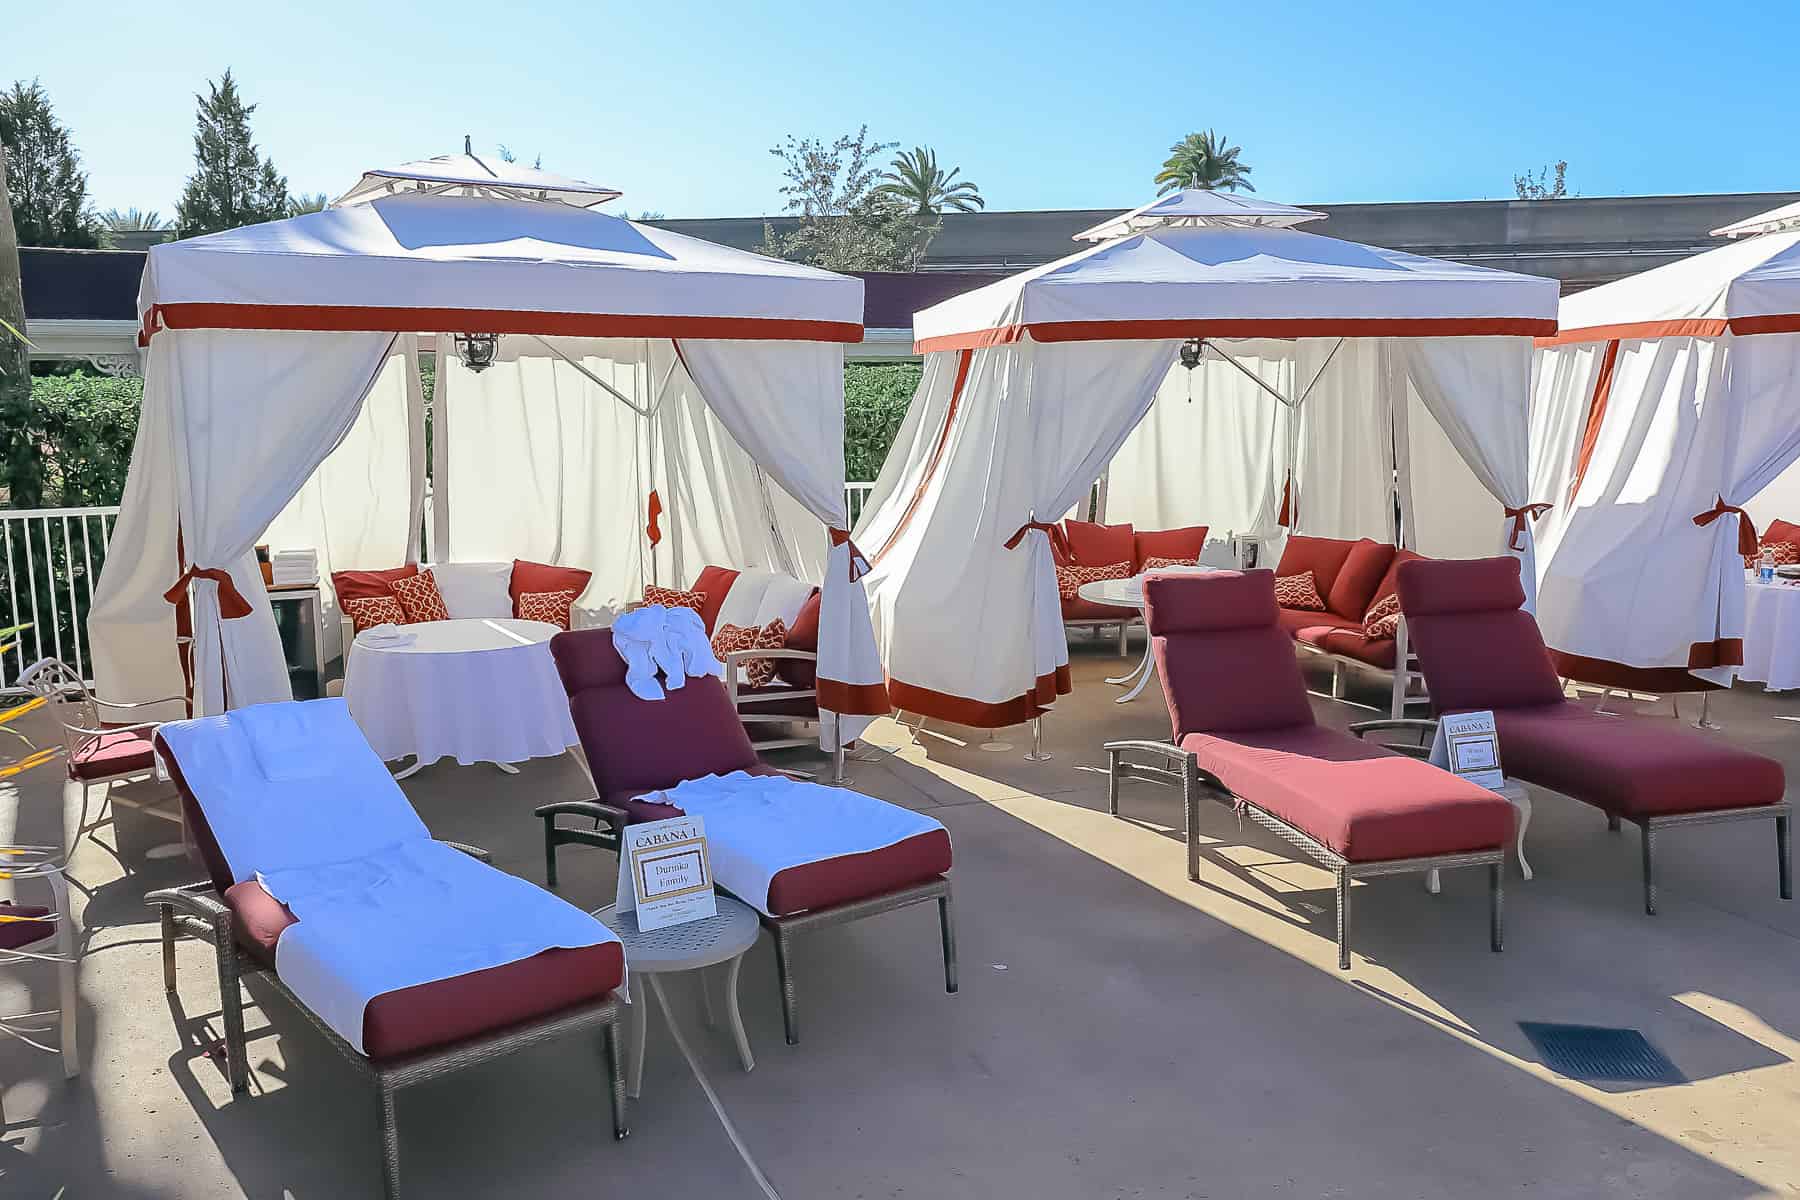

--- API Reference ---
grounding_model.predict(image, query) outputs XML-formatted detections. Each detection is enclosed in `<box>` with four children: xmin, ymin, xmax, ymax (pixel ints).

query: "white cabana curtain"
<box><xmin>1290</xmin><ymin>339</ymin><xmax>1395</xmax><ymax>544</ymax></box>
<box><xmin>864</xmin><ymin>338</ymin><xmax>1175</xmax><ymax>725</ymax></box>
<box><xmin>90</xmin><ymin>329</ymin><xmax>397</xmax><ymax>715</ymax></box>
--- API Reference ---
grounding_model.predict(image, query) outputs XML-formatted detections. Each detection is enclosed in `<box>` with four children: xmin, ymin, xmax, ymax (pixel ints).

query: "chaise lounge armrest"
<box><xmin>1102</xmin><ymin>738</ymin><xmax>1228</xmax><ymax>801</ymax></box>
<box><xmin>1347</xmin><ymin>718</ymin><xmax>1438</xmax><ymax>759</ymax></box>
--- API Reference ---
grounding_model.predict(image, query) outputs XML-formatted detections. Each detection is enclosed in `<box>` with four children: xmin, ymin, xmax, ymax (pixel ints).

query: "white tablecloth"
<box><xmin>1076</xmin><ymin>564</ymin><xmax>1222</xmax><ymax>609</ymax></box>
<box><xmin>343</xmin><ymin>618</ymin><xmax>578</xmax><ymax>767</ymax></box>
<box><xmin>1741</xmin><ymin>577</ymin><xmax>1800</xmax><ymax>692</ymax></box>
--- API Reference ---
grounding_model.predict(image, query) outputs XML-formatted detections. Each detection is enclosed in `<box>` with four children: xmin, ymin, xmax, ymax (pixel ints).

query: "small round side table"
<box><xmin>594</xmin><ymin>895</ymin><xmax>761</xmax><ymax>1099</ymax></box>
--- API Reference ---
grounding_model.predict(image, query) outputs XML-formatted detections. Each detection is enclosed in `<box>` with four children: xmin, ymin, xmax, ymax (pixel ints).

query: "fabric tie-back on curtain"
<box><xmin>678</xmin><ymin>339</ymin><xmax>885</xmax><ymax>747</ymax></box>
<box><xmin>861</xmin><ymin>337</ymin><xmax>1176</xmax><ymax>728</ymax></box>
<box><xmin>107</xmin><ymin>329</ymin><xmax>398</xmax><ymax>715</ymax></box>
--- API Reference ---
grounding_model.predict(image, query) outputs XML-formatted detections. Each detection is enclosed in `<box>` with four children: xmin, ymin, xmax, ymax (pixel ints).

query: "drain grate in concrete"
<box><xmin>1519</xmin><ymin>1022</ymin><xmax>1684</xmax><ymax>1084</ymax></box>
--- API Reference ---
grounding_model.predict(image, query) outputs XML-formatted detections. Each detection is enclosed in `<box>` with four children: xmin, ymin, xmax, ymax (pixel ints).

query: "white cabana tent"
<box><xmin>89</xmin><ymin>157</ymin><xmax>888</xmax><ymax>747</ymax></box>
<box><xmin>853</xmin><ymin>192</ymin><xmax>1558</xmax><ymax>727</ymax></box>
<box><xmin>1530</xmin><ymin>205</ymin><xmax>1800</xmax><ymax>687</ymax></box>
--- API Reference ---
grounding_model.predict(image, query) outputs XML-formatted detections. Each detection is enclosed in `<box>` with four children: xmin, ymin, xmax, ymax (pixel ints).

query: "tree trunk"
<box><xmin>0</xmin><ymin>144</ymin><xmax>41</xmax><ymax>507</ymax></box>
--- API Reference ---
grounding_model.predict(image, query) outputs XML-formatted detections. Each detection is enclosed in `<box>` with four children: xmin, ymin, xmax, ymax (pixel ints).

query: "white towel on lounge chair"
<box><xmin>611</xmin><ymin>604</ymin><xmax>725</xmax><ymax>701</ymax></box>
<box><xmin>640</xmin><ymin>771</ymin><xmax>947</xmax><ymax>917</ymax></box>
<box><xmin>156</xmin><ymin>699</ymin><xmax>619</xmax><ymax>1055</ymax></box>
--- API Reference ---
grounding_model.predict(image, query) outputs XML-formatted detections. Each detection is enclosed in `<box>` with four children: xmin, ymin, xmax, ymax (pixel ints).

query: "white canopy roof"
<box><xmin>1546</xmin><ymin>229</ymin><xmax>1800</xmax><ymax>345</ymax></box>
<box><xmin>1712</xmin><ymin>199</ymin><xmax>1800</xmax><ymax>239</ymax></box>
<box><xmin>333</xmin><ymin>152</ymin><xmax>622</xmax><ymax>209</ymax></box>
<box><xmin>138</xmin><ymin>191</ymin><xmax>864</xmax><ymax>343</ymax></box>
<box><xmin>1071</xmin><ymin>189</ymin><xmax>1325</xmax><ymax>241</ymax></box>
<box><xmin>913</xmin><ymin>222</ymin><xmax>1558</xmax><ymax>352</ymax></box>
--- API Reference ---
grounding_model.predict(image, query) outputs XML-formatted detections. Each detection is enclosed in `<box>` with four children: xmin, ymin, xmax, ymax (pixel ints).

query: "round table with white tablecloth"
<box><xmin>343</xmin><ymin>618</ymin><xmax>578</xmax><ymax>777</ymax></box>
<box><xmin>1739</xmin><ymin>575</ymin><xmax>1800</xmax><ymax>692</ymax></box>
<box><xmin>1076</xmin><ymin>565</ymin><xmax>1222</xmax><ymax>703</ymax></box>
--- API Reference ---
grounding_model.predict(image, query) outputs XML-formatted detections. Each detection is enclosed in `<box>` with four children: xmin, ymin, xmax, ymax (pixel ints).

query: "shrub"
<box><xmin>14</xmin><ymin>373</ymin><xmax>143</xmax><ymax>507</ymax></box>
<box><xmin>844</xmin><ymin>362</ymin><xmax>921</xmax><ymax>482</ymax></box>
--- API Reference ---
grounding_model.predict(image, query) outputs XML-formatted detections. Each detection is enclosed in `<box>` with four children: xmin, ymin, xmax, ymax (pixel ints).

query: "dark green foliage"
<box><xmin>11</xmin><ymin>373</ymin><xmax>142</xmax><ymax>507</ymax></box>
<box><xmin>0</xmin><ymin>81</ymin><xmax>98</xmax><ymax>248</ymax></box>
<box><xmin>175</xmin><ymin>70</ymin><xmax>289</xmax><ymax>237</ymax></box>
<box><xmin>844</xmin><ymin>362</ymin><xmax>920</xmax><ymax>482</ymax></box>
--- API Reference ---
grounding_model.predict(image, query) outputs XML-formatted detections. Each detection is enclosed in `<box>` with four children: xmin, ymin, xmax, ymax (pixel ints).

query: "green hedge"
<box><xmin>845</xmin><ymin>362</ymin><xmax>921</xmax><ymax>482</ymax></box>
<box><xmin>10</xmin><ymin>374</ymin><xmax>144</xmax><ymax>508</ymax></box>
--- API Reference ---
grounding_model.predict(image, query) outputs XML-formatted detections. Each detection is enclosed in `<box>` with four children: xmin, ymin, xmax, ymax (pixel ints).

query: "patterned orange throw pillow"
<box><xmin>519</xmin><ymin>589</ymin><xmax>577</xmax><ymax>631</ymax></box>
<box><xmin>1749</xmin><ymin>540</ymin><xmax>1800</xmax><ymax>569</ymax></box>
<box><xmin>712</xmin><ymin>618</ymin><xmax>788</xmax><ymax>687</ymax></box>
<box><xmin>343</xmin><ymin>595</ymin><xmax>406</xmax><ymax>633</ymax></box>
<box><xmin>643</xmin><ymin>584</ymin><xmax>707</xmax><ymax>613</ymax></box>
<box><xmin>387</xmin><ymin>570</ymin><xmax>450</xmax><ymax>623</ymax></box>
<box><xmin>1055</xmin><ymin>560</ymin><xmax>1133</xmax><ymax>601</ymax></box>
<box><xmin>1273</xmin><ymin>569</ymin><xmax>1326</xmax><ymax>612</ymax></box>
<box><xmin>1140</xmin><ymin>555</ymin><xmax>1193</xmax><ymax>571</ymax></box>
<box><xmin>1363</xmin><ymin>591</ymin><xmax>1402</xmax><ymax>640</ymax></box>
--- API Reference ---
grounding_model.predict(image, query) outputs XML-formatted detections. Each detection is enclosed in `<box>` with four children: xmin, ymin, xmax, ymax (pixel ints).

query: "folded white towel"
<box><xmin>611</xmin><ymin>604</ymin><xmax>725</xmax><ymax>701</ymax></box>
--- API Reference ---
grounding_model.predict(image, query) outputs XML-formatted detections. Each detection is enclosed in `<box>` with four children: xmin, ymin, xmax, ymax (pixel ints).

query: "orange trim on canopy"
<box><xmin>870</xmin><ymin>349</ymin><xmax>974</xmax><ymax>565</ymax></box>
<box><xmin>816</xmin><ymin>678</ymin><xmax>890</xmax><ymax>716</ymax></box>
<box><xmin>887</xmin><ymin>665</ymin><xmax>1071</xmax><ymax>730</ymax></box>
<box><xmin>1538</xmin><ymin>318</ymin><xmax>1731</xmax><ymax>347</ymax></box>
<box><xmin>139</xmin><ymin>303</ymin><xmax>863</xmax><ymax>345</ymax></box>
<box><xmin>1567</xmin><ymin>339</ymin><xmax>1620</xmax><ymax>502</ymax></box>
<box><xmin>917</xmin><ymin>315</ymin><xmax>1556</xmax><ymax>353</ymax></box>
<box><xmin>1549</xmin><ymin>650</ymin><xmax>1726</xmax><ymax>693</ymax></box>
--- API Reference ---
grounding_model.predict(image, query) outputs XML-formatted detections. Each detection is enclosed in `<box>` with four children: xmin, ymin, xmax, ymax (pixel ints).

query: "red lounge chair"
<box><xmin>1398</xmin><ymin>556</ymin><xmax>1792</xmax><ymax>914</ymax></box>
<box><xmin>1105</xmin><ymin>571</ymin><xmax>1512</xmax><ymax>968</ymax></box>
<box><xmin>536</xmin><ymin>627</ymin><xmax>956</xmax><ymax>1045</ymax></box>
<box><xmin>146</xmin><ymin>702</ymin><xmax>627</xmax><ymax>1200</ymax></box>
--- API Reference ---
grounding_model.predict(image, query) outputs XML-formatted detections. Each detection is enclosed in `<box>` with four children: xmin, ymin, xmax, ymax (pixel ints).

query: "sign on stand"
<box><xmin>1429</xmin><ymin>710</ymin><xmax>1505</xmax><ymax>790</ymax></box>
<box><xmin>615</xmin><ymin>814</ymin><xmax>716</xmax><ymax>932</ymax></box>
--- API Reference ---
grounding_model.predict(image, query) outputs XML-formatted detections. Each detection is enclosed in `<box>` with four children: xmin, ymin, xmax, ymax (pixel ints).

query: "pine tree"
<box><xmin>175</xmin><ymin>70</ymin><xmax>290</xmax><ymax>237</ymax></box>
<box><xmin>0</xmin><ymin>145</ymin><xmax>41</xmax><ymax>506</ymax></box>
<box><xmin>0</xmin><ymin>80</ymin><xmax>99</xmax><ymax>248</ymax></box>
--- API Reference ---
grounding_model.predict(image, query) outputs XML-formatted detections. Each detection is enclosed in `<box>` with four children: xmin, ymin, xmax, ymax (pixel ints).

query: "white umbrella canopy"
<box><xmin>1071</xmin><ymin>188</ymin><xmax>1325</xmax><ymax>241</ymax></box>
<box><xmin>1545</xmin><ymin>228</ymin><xmax>1800</xmax><ymax>344</ymax></box>
<box><xmin>1712</xmin><ymin>198</ymin><xmax>1800</xmax><ymax>239</ymax></box>
<box><xmin>333</xmin><ymin>151</ymin><xmax>622</xmax><ymax>209</ymax></box>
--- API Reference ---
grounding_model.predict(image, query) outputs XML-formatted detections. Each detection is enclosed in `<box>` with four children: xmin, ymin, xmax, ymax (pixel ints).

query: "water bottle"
<box><xmin>1760</xmin><ymin>545</ymin><xmax>1776</xmax><ymax>582</ymax></box>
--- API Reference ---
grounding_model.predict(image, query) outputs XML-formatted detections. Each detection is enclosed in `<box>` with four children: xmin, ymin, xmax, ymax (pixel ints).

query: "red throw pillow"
<box><xmin>1363</xmin><ymin>591</ymin><xmax>1402</xmax><ymax>640</ymax></box>
<box><xmin>1133</xmin><ymin>525</ymin><xmax>1208</xmax><ymax>571</ymax></box>
<box><xmin>1056</xmin><ymin>560</ymin><xmax>1133</xmax><ymax>601</ymax></box>
<box><xmin>1140</xmin><ymin>555</ymin><xmax>1192</xmax><ymax>571</ymax></box>
<box><xmin>332</xmin><ymin>564</ymin><xmax>418</xmax><ymax>605</ymax></box>
<box><xmin>1748</xmin><ymin>539</ymin><xmax>1800</xmax><ymax>569</ymax></box>
<box><xmin>1064</xmin><ymin>520</ymin><xmax>1136</xmax><ymax>567</ymax></box>
<box><xmin>388</xmin><ymin>571</ymin><xmax>450</xmax><ymax>623</ymax></box>
<box><xmin>519</xmin><ymin>589</ymin><xmax>577</xmax><ymax>630</ymax></box>
<box><xmin>1273</xmin><ymin>569</ymin><xmax>1327</xmax><ymax>612</ymax></box>
<box><xmin>776</xmin><ymin>588</ymin><xmax>822</xmax><ymax>689</ymax></box>
<box><xmin>510</xmin><ymin>559</ymin><xmax>593</xmax><ymax>617</ymax></box>
<box><xmin>643</xmin><ymin>584</ymin><xmax>707</xmax><ymax>613</ymax></box>
<box><xmin>343</xmin><ymin>595</ymin><xmax>406</xmax><ymax>633</ymax></box>
<box><xmin>690</xmin><ymin>565</ymin><xmax>741</xmax><ymax>633</ymax></box>
<box><xmin>713</xmin><ymin>618</ymin><xmax>787</xmax><ymax>687</ymax></box>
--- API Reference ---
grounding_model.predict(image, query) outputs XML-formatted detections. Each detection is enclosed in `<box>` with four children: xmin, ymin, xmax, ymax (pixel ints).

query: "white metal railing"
<box><xmin>1</xmin><ymin>506</ymin><xmax>121</xmax><ymax>686</ymax></box>
<box><xmin>845</xmin><ymin>481</ymin><xmax>875</xmax><ymax>529</ymax></box>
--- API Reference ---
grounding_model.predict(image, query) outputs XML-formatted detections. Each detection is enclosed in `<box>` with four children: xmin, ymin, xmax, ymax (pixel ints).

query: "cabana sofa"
<box><xmin>1052</xmin><ymin>519</ymin><xmax>1209</xmax><ymax>649</ymax></box>
<box><xmin>1106</xmin><ymin>571</ymin><xmax>1511</xmax><ymax>968</ymax></box>
<box><xmin>680</xmin><ymin>564</ymin><xmax>826</xmax><ymax>750</ymax></box>
<box><xmin>1397</xmin><ymin>556</ymin><xmax>1792</xmax><ymax>913</ymax></box>
<box><xmin>1271</xmin><ymin>534</ymin><xmax>1431</xmax><ymax>715</ymax></box>
<box><xmin>537</xmin><ymin>627</ymin><xmax>956</xmax><ymax>1044</ymax></box>
<box><xmin>147</xmin><ymin>700</ymin><xmax>628</xmax><ymax>1199</ymax></box>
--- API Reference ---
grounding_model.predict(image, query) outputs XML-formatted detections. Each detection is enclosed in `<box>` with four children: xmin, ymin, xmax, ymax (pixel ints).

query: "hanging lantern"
<box><xmin>453</xmin><ymin>332</ymin><xmax>501</xmax><ymax>373</ymax></box>
<box><xmin>1178</xmin><ymin>337</ymin><xmax>1204</xmax><ymax>371</ymax></box>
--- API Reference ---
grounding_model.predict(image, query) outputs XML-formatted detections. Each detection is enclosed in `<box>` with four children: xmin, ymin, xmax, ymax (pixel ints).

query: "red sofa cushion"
<box><xmin>1062</xmin><ymin>595</ymin><xmax>1138</xmax><ymax>621</ymax></box>
<box><xmin>511</xmin><ymin>560</ymin><xmax>592</xmax><ymax>617</ymax></box>
<box><xmin>1064</xmin><ymin>520</ymin><xmax>1135</xmax><ymax>567</ymax></box>
<box><xmin>331</xmin><ymin>564</ymin><xmax>418</xmax><ymax>605</ymax></box>
<box><xmin>1371</xmin><ymin>548</ymin><xmax>1427</xmax><ymax>604</ymax></box>
<box><xmin>1398</xmin><ymin>557</ymin><xmax>1566</xmax><ymax>713</ymax></box>
<box><xmin>1144</xmin><ymin>572</ymin><xmax>1316</xmax><ymax>736</ymax></box>
<box><xmin>1132</xmin><ymin>525</ymin><xmax>1208</xmax><ymax>571</ymax></box>
<box><xmin>1308</xmin><ymin>626</ymin><xmax>1399</xmax><ymax>670</ymax></box>
<box><xmin>1182</xmin><ymin>725</ymin><xmax>1513</xmax><ymax>862</ymax></box>
<box><xmin>1765</xmin><ymin>518</ymin><xmax>1800</xmax><ymax>546</ymax></box>
<box><xmin>1488</xmin><ymin>701</ymin><xmax>1785</xmax><ymax>818</ymax></box>
<box><xmin>1277</xmin><ymin>609</ymin><xmax>1358</xmax><ymax>639</ymax></box>
<box><xmin>220</xmin><ymin>878</ymin><xmax>624</xmax><ymax>1063</ymax></box>
<box><xmin>776</xmin><ymin>588</ymin><xmax>821</xmax><ymax>688</ymax></box>
<box><xmin>690</xmin><ymin>565</ymin><xmax>741</xmax><ymax>633</ymax></box>
<box><xmin>550</xmin><ymin>629</ymin><xmax>759</xmax><ymax>795</ymax></box>
<box><xmin>1326</xmin><ymin>539</ymin><xmax>1396</xmax><ymax>620</ymax></box>
<box><xmin>69</xmin><ymin>728</ymin><xmax>156</xmax><ymax>781</ymax></box>
<box><xmin>1274</xmin><ymin>535</ymin><xmax>1357</xmax><ymax>600</ymax></box>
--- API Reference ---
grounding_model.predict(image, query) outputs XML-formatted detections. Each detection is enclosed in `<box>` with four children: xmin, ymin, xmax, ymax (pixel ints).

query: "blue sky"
<box><xmin>8</xmin><ymin>0</ymin><xmax>1796</xmax><ymax>220</ymax></box>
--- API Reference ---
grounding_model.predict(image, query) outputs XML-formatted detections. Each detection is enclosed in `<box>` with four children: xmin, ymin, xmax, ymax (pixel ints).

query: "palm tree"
<box><xmin>1154</xmin><ymin>130</ymin><xmax>1255</xmax><ymax>195</ymax></box>
<box><xmin>98</xmin><ymin>207</ymin><xmax>169</xmax><ymax>231</ymax></box>
<box><xmin>877</xmin><ymin>147</ymin><xmax>984</xmax><ymax>215</ymax></box>
<box><xmin>285</xmin><ymin>192</ymin><xmax>328</xmax><ymax>217</ymax></box>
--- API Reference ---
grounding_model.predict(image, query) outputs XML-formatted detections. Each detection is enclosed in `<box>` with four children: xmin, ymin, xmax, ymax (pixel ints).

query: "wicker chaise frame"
<box><xmin>1104</xmin><ymin>737</ymin><xmax>1504</xmax><ymax>969</ymax></box>
<box><xmin>535</xmin><ymin>799</ymin><xmax>958</xmax><ymax>1045</ymax></box>
<box><xmin>146</xmin><ymin>841</ymin><xmax>627</xmax><ymax>1200</ymax></box>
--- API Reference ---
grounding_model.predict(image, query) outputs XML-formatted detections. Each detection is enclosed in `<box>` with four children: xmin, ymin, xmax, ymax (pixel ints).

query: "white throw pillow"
<box><xmin>754</xmin><ymin>573</ymin><xmax>815</xmax><ymax>630</ymax></box>
<box><xmin>428</xmin><ymin>561</ymin><xmax>514</xmax><ymax>619</ymax></box>
<box><xmin>713</xmin><ymin>568</ymin><xmax>777</xmax><ymax>632</ymax></box>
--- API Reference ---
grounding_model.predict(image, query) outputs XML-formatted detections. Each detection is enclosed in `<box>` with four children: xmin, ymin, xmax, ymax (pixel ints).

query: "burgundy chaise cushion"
<box><xmin>0</xmin><ymin>903</ymin><xmax>55</xmax><ymax>950</ymax></box>
<box><xmin>220</xmin><ymin>880</ymin><xmax>625</xmax><ymax>1062</ymax></box>
<box><xmin>1144</xmin><ymin>571</ymin><xmax>1315</xmax><ymax>735</ymax></box>
<box><xmin>1064</xmin><ymin>520</ymin><xmax>1135</xmax><ymax>567</ymax></box>
<box><xmin>69</xmin><ymin>728</ymin><xmax>156</xmax><ymax>780</ymax></box>
<box><xmin>775</xmin><ymin>587</ymin><xmax>821</xmax><ymax>688</ymax></box>
<box><xmin>550</xmin><ymin>628</ymin><xmax>760</xmax><ymax>795</ymax></box>
<box><xmin>1182</xmin><ymin>725</ymin><xmax>1513</xmax><ymax>861</ymax></box>
<box><xmin>1274</xmin><ymin>535</ymin><xmax>1358</xmax><ymax>602</ymax></box>
<box><xmin>1487</xmin><ymin>702</ymin><xmax>1785</xmax><ymax>818</ymax></box>
<box><xmin>1397</xmin><ymin>556</ymin><xmax>1566</xmax><ymax>713</ymax></box>
<box><xmin>1326</xmin><ymin>539</ymin><xmax>1397</xmax><ymax>620</ymax></box>
<box><xmin>1133</xmin><ymin>525</ymin><xmax>1208</xmax><ymax>571</ymax></box>
<box><xmin>690</xmin><ymin>565</ymin><xmax>741</xmax><ymax>634</ymax></box>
